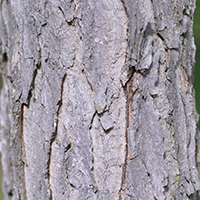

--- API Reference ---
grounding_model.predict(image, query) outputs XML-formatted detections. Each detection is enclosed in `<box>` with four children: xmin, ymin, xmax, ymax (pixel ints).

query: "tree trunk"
<box><xmin>0</xmin><ymin>0</ymin><xmax>199</xmax><ymax>199</ymax></box>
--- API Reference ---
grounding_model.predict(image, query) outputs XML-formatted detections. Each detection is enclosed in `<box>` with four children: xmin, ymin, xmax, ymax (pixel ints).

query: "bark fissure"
<box><xmin>88</xmin><ymin>111</ymin><xmax>100</xmax><ymax>194</ymax></box>
<box><xmin>24</xmin><ymin>66</ymin><xmax>38</xmax><ymax>107</ymax></box>
<box><xmin>20</xmin><ymin>104</ymin><xmax>28</xmax><ymax>200</ymax></box>
<box><xmin>82</xmin><ymin>67</ymin><xmax>94</xmax><ymax>92</ymax></box>
<box><xmin>120</xmin><ymin>0</ymin><xmax>128</xmax><ymax>18</ymax></box>
<box><xmin>89</xmin><ymin>111</ymin><xmax>97</xmax><ymax>130</ymax></box>
<box><xmin>48</xmin><ymin>73</ymin><xmax>67</xmax><ymax>200</ymax></box>
<box><xmin>119</xmin><ymin>1</ymin><xmax>135</xmax><ymax>198</ymax></box>
<box><xmin>120</xmin><ymin>0</ymin><xmax>132</xmax><ymax>87</ymax></box>
<box><xmin>19</xmin><ymin>57</ymin><xmax>41</xmax><ymax>198</ymax></box>
<box><xmin>120</xmin><ymin>74</ymin><xmax>135</xmax><ymax>199</ymax></box>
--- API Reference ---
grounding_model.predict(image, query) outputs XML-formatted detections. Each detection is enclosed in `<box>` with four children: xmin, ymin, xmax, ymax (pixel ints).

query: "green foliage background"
<box><xmin>194</xmin><ymin>0</ymin><xmax>200</xmax><ymax>126</ymax></box>
<box><xmin>0</xmin><ymin>2</ymin><xmax>199</xmax><ymax>199</ymax></box>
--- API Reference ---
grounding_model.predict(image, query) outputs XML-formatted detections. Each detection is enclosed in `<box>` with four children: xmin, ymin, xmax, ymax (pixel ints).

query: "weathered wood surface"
<box><xmin>0</xmin><ymin>0</ymin><xmax>199</xmax><ymax>199</ymax></box>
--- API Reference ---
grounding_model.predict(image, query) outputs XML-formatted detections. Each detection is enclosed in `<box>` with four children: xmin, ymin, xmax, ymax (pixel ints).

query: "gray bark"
<box><xmin>0</xmin><ymin>0</ymin><xmax>199</xmax><ymax>199</ymax></box>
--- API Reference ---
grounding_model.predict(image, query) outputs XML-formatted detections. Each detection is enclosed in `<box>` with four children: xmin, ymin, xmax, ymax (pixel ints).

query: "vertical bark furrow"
<box><xmin>48</xmin><ymin>73</ymin><xmax>66</xmax><ymax>200</ymax></box>
<box><xmin>20</xmin><ymin>104</ymin><xmax>27</xmax><ymax>200</ymax></box>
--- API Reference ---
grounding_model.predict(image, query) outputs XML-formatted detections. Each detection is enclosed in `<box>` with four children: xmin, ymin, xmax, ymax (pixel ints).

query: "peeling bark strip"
<box><xmin>0</xmin><ymin>0</ymin><xmax>199</xmax><ymax>200</ymax></box>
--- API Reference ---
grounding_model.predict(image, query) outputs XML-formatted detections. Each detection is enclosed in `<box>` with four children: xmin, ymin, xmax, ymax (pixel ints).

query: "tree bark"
<box><xmin>0</xmin><ymin>0</ymin><xmax>199</xmax><ymax>199</ymax></box>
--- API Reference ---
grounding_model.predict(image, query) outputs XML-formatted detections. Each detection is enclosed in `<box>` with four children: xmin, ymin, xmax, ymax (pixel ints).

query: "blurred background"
<box><xmin>0</xmin><ymin>2</ymin><xmax>200</xmax><ymax>199</ymax></box>
<box><xmin>194</xmin><ymin>0</ymin><xmax>200</xmax><ymax>126</ymax></box>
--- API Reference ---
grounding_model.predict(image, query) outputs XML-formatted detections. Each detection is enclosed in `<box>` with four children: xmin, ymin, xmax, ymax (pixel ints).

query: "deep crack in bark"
<box><xmin>20</xmin><ymin>104</ymin><xmax>28</xmax><ymax>199</ymax></box>
<box><xmin>119</xmin><ymin>1</ymin><xmax>131</xmax><ymax>198</ymax></box>
<box><xmin>24</xmin><ymin>67</ymin><xmax>38</xmax><ymax>107</ymax></box>
<box><xmin>19</xmin><ymin>59</ymin><xmax>41</xmax><ymax>197</ymax></box>
<box><xmin>88</xmin><ymin>111</ymin><xmax>99</xmax><ymax>194</ymax></box>
<box><xmin>119</xmin><ymin>1</ymin><xmax>139</xmax><ymax>198</ymax></box>
<box><xmin>120</xmin><ymin>72</ymin><xmax>135</xmax><ymax>199</ymax></box>
<box><xmin>48</xmin><ymin>73</ymin><xmax>67</xmax><ymax>200</ymax></box>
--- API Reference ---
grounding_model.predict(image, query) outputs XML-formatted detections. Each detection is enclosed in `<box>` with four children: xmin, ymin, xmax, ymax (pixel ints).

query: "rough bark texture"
<box><xmin>0</xmin><ymin>0</ymin><xmax>199</xmax><ymax>199</ymax></box>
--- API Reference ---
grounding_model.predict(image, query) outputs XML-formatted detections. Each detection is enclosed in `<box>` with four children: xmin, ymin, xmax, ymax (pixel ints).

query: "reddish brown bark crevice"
<box><xmin>120</xmin><ymin>71</ymin><xmax>136</xmax><ymax>199</ymax></box>
<box><xmin>127</xmin><ymin>72</ymin><xmax>136</xmax><ymax>127</ymax></box>
<box><xmin>20</xmin><ymin>104</ymin><xmax>28</xmax><ymax>200</ymax></box>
